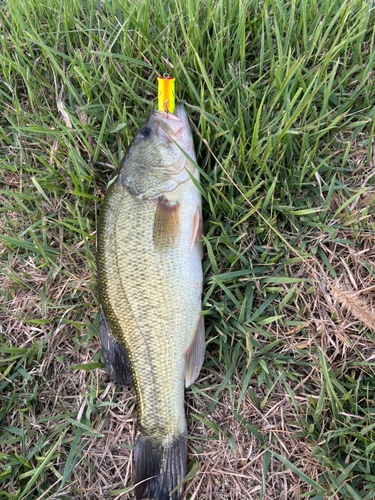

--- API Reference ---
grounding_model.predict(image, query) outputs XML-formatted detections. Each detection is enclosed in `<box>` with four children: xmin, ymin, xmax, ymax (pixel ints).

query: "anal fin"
<box><xmin>99</xmin><ymin>306</ymin><xmax>132</xmax><ymax>386</ymax></box>
<box><xmin>185</xmin><ymin>315</ymin><xmax>205</xmax><ymax>387</ymax></box>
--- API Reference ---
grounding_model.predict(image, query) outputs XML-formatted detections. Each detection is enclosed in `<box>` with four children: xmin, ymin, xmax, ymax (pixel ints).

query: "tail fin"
<box><xmin>134</xmin><ymin>432</ymin><xmax>187</xmax><ymax>500</ymax></box>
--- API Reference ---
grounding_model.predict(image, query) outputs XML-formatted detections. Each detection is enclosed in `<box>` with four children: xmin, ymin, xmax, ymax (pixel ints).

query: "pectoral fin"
<box><xmin>153</xmin><ymin>196</ymin><xmax>180</xmax><ymax>249</ymax></box>
<box><xmin>99</xmin><ymin>306</ymin><xmax>132</xmax><ymax>386</ymax></box>
<box><xmin>185</xmin><ymin>315</ymin><xmax>205</xmax><ymax>387</ymax></box>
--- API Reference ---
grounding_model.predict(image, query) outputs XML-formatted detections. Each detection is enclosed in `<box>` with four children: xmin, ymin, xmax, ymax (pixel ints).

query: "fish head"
<box><xmin>126</xmin><ymin>104</ymin><xmax>196</xmax><ymax>177</ymax></box>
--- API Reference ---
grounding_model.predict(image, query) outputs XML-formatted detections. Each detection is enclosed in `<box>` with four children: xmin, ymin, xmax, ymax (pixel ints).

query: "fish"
<box><xmin>97</xmin><ymin>103</ymin><xmax>204</xmax><ymax>500</ymax></box>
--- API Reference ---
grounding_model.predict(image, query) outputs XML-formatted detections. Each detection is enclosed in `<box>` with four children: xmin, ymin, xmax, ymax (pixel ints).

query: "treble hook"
<box><xmin>163</xmin><ymin>99</ymin><xmax>170</xmax><ymax>117</ymax></box>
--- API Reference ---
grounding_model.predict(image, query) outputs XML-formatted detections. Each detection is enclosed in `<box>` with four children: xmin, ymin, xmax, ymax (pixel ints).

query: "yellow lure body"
<box><xmin>157</xmin><ymin>76</ymin><xmax>175</xmax><ymax>113</ymax></box>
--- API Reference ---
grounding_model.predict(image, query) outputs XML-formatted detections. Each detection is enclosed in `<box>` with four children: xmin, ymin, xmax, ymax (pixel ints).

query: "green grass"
<box><xmin>1</xmin><ymin>0</ymin><xmax>375</xmax><ymax>498</ymax></box>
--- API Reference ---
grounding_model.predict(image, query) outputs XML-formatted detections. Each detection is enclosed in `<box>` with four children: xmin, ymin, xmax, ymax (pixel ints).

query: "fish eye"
<box><xmin>139</xmin><ymin>127</ymin><xmax>151</xmax><ymax>138</ymax></box>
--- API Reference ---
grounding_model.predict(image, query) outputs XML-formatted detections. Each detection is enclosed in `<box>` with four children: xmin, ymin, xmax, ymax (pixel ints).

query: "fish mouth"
<box><xmin>173</xmin><ymin>103</ymin><xmax>185</xmax><ymax>122</ymax></box>
<box><xmin>154</xmin><ymin>104</ymin><xmax>190</xmax><ymax>144</ymax></box>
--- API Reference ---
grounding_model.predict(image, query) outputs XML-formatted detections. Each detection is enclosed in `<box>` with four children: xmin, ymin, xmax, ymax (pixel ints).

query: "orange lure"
<box><xmin>157</xmin><ymin>75</ymin><xmax>175</xmax><ymax>113</ymax></box>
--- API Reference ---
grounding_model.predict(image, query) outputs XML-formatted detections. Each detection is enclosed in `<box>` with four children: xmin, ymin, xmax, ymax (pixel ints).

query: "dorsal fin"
<box><xmin>99</xmin><ymin>306</ymin><xmax>132</xmax><ymax>386</ymax></box>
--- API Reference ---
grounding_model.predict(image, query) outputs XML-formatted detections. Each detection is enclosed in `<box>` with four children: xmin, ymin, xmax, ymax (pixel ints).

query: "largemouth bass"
<box><xmin>97</xmin><ymin>104</ymin><xmax>204</xmax><ymax>500</ymax></box>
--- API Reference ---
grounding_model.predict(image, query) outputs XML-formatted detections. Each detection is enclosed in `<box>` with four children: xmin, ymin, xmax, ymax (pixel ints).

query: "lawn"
<box><xmin>1</xmin><ymin>0</ymin><xmax>375</xmax><ymax>498</ymax></box>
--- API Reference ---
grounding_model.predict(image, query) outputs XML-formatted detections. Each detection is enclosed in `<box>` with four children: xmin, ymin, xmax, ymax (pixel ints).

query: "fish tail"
<box><xmin>134</xmin><ymin>431</ymin><xmax>187</xmax><ymax>500</ymax></box>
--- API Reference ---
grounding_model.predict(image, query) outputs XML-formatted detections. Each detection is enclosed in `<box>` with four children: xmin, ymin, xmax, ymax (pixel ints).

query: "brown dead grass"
<box><xmin>184</xmin><ymin>381</ymin><xmax>314</xmax><ymax>500</ymax></box>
